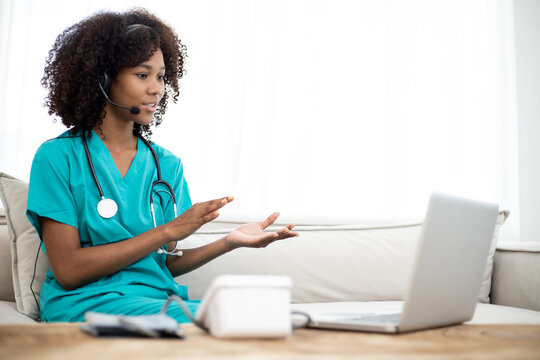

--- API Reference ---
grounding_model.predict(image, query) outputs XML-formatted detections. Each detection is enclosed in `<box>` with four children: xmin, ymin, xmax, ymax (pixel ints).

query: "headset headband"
<box><xmin>122</xmin><ymin>24</ymin><xmax>152</xmax><ymax>37</ymax></box>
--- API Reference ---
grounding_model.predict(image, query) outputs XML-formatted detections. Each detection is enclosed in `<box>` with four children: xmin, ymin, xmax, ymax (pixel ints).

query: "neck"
<box><xmin>94</xmin><ymin>112</ymin><xmax>138</xmax><ymax>151</ymax></box>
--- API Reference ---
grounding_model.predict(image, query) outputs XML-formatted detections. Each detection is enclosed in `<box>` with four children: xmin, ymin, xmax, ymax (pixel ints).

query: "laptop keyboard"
<box><xmin>341</xmin><ymin>313</ymin><xmax>401</xmax><ymax>324</ymax></box>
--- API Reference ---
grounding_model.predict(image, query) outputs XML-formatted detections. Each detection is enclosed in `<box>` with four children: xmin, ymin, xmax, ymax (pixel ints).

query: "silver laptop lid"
<box><xmin>399</xmin><ymin>193</ymin><xmax>499</xmax><ymax>332</ymax></box>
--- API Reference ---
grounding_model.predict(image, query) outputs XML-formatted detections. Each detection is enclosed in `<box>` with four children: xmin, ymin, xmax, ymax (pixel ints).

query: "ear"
<box><xmin>99</xmin><ymin>72</ymin><xmax>111</xmax><ymax>94</ymax></box>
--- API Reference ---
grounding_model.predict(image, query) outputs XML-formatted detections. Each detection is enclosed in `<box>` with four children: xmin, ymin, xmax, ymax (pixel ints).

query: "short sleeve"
<box><xmin>26</xmin><ymin>142</ymin><xmax>79</xmax><ymax>238</ymax></box>
<box><xmin>174</xmin><ymin>158</ymin><xmax>192</xmax><ymax>214</ymax></box>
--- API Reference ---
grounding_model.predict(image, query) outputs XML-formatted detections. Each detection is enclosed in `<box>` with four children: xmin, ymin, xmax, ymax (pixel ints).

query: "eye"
<box><xmin>136</xmin><ymin>73</ymin><xmax>148</xmax><ymax>79</ymax></box>
<box><xmin>158</xmin><ymin>74</ymin><xmax>166</xmax><ymax>81</ymax></box>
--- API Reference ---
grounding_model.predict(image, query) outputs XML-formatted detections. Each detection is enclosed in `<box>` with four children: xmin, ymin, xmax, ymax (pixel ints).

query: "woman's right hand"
<box><xmin>163</xmin><ymin>196</ymin><xmax>233</xmax><ymax>242</ymax></box>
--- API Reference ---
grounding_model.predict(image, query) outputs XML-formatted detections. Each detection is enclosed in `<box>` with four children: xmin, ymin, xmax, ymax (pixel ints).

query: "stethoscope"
<box><xmin>82</xmin><ymin>131</ymin><xmax>182</xmax><ymax>256</ymax></box>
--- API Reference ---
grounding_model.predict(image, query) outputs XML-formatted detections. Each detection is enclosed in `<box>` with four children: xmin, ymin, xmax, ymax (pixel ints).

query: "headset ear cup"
<box><xmin>99</xmin><ymin>72</ymin><xmax>111</xmax><ymax>94</ymax></box>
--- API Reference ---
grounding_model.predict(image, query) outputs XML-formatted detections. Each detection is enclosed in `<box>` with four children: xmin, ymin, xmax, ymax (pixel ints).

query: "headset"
<box><xmin>98</xmin><ymin>72</ymin><xmax>140</xmax><ymax>115</ymax></box>
<box><xmin>97</xmin><ymin>24</ymin><xmax>153</xmax><ymax>115</ymax></box>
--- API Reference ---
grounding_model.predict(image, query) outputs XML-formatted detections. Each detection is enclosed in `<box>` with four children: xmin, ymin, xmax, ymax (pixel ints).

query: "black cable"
<box><xmin>30</xmin><ymin>239</ymin><xmax>44</xmax><ymax>313</ymax></box>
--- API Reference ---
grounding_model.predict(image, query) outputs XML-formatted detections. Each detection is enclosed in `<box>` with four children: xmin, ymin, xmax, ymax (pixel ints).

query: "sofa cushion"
<box><xmin>0</xmin><ymin>173</ymin><xmax>49</xmax><ymax>321</ymax></box>
<box><xmin>177</xmin><ymin>223</ymin><xmax>421</xmax><ymax>303</ymax></box>
<box><xmin>482</xmin><ymin>210</ymin><xmax>509</xmax><ymax>302</ymax></box>
<box><xmin>0</xmin><ymin>300</ymin><xmax>36</xmax><ymax>324</ymax></box>
<box><xmin>176</xmin><ymin>211</ymin><xmax>508</xmax><ymax>304</ymax></box>
<box><xmin>0</xmin><ymin>206</ymin><xmax>16</xmax><ymax>302</ymax></box>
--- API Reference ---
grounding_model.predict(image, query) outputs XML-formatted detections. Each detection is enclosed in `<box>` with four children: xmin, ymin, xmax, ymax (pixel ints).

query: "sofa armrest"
<box><xmin>490</xmin><ymin>241</ymin><xmax>540</xmax><ymax>311</ymax></box>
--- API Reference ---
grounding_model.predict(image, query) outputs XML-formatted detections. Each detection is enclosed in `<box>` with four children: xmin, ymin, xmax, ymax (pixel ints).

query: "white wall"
<box><xmin>0</xmin><ymin>1</ymin><xmax>534</xmax><ymax>241</ymax></box>
<box><xmin>514</xmin><ymin>0</ymin><xmax>540</xmax><ymax>242</ymax></box>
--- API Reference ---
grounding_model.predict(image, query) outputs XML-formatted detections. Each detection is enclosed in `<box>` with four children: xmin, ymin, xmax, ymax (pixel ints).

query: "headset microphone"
<box><xmin>98</xmin><ymin>81</ymin><xmax>141</xmax><ymax>115</ymax></box>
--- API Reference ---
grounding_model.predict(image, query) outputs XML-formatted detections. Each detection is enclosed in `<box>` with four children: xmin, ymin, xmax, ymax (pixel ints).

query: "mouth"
<box><xmin>141</xmin><ymin>102</ymin><xmax>158</xmax><ymax>112</ymax></box>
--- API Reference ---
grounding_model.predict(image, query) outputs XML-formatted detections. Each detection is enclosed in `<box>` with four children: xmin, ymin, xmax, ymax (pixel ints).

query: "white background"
<box><xmin>1</xmin><ymin>0</ymin><xmax>538</xmax><ymax>241</ymax></box>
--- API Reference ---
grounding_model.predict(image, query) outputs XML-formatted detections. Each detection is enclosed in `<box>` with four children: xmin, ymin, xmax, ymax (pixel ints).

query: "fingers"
<box><xmin>207</xmin><ymin>196</ymin><xmax>234</xmax><ymax>211</ymax></box>
<box><xmin>193</xmin><ymin>196</ymin><xmax>234</xmax><ymax>218</ymax></box>
<box><xmin>200</xmin><ymin>196</ymin><xmax>232</xmax><ymax>222</ymax></box>
<box><xmin>257</xmin><ymin>229</ymin><xmax>298</xmax><ymax>247</ymax></box>
<box><xmin>207</xmin><ymin>196</ymin><xmax>234</xmax><ymax>207</ymax></box>
<box><xmin>269</xmin><ymin>225</ymin><xmax>299</xmax><ymax>241</ymax></box>
<box><xmin>275</xmin><ymin>231</ymin><xmax>299</xmax><ymax>240</ymax></box>
<box><xmin>169</xmin><ymin>196</ymin><xmax>234</xmax><ymax>241</ymax></box>
<box><xmin>180</xmin><ymin>196</ymin><xmax>233</xmax><ymax>230</ymax></box>
<box><xmin>276</xmin><ymin>224</ymin><xmax>296</xmax><ymax>236</ymax></box>
<box><xmin>202</xmin><ymin>210</ymin><xmax>220</xmax><ymax>223</ymax></box>
<box><xmin>256</xmin><ymin>226</ymin><xmax>296</xmax><ymax>243</ymax></box>
<box><xmin>259</xmin><ymin>212</ymin><xmax>280</xmax><ymax>229</ymax></box>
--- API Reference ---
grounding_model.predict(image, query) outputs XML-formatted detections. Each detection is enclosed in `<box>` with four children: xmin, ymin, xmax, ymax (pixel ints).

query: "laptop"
<box><xmin>306</xmin><ymin>192</ymin><xmax>499</xmax><ymax>333</ymax></box>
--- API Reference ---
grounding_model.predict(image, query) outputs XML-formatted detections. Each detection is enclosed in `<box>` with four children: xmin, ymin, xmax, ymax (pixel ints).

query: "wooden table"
<box><xmin>1</xmin><ymin>323</ymin><xmax>539</xmax><ymax>359</ymax></box>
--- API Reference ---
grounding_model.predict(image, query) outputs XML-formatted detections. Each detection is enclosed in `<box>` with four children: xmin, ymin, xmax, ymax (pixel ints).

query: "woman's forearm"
<box><xmin>166</xmin><ymin>236</ymin><xmax>234</xmax><ymax>277</ymax></box>
<box><xmin>68</xmin><ymin>229</ymin><xmax>171</xmax><ymax>288</ymax></box>
<box><xmin>43</xmin><ymin>218</ymin><xmax>172</xmax><ymax>291</ymax></box>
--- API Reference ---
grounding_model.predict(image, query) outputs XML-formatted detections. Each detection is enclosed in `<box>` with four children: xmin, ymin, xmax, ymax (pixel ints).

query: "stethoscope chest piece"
<box><xmin>97</xmin><ymin>198</ymin><xmax>118</xmax><ymax>219</ymax></box>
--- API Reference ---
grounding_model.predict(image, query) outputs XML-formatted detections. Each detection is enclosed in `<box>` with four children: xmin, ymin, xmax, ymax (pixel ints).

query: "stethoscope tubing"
<box><xmin>82</xmin><ymin>132</ymin><xmax>106</xmax><ymax>199</ymax></box>
<box><xmin>81</xmin><ymin>131</ymin><xmax>181</xmax><ymax>256</ymax></box>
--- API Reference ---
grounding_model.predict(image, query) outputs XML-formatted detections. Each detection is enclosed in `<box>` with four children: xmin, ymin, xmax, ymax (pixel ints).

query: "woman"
<box><xmin>27</xmin><ymin>8</ymin><xmax>298</xmax><ymax>323</ymax></box>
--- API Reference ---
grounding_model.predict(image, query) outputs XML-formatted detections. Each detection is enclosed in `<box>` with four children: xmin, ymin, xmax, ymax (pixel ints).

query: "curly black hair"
<box><xmin>41</xmin><ymin>8</ymin><xmax>187</xmax><ymax>139</ymax></box>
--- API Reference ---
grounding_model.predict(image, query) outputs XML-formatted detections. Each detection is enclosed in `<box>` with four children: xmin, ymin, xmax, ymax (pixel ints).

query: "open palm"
<box><xmin>226</xmin><ymin>212</ymin><xmax>299</xmax><ymax>249</ymax></box>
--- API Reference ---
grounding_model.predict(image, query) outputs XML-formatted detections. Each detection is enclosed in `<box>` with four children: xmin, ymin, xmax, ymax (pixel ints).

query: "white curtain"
<box><xmin>0</xmin><ymin>0</ymin><xmax>520</xmax><ymax>240</ymax></box>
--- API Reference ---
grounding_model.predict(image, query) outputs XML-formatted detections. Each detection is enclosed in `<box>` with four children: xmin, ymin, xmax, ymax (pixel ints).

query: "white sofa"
<box><xmin>1</xmin><ymin>172</ymin><xmax>540</xmax><ymax>325</ymax></box>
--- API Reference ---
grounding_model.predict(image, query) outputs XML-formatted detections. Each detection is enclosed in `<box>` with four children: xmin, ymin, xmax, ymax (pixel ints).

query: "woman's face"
<box><xmin>108</xmin><ymin>48</ymin><xmax>166</xmax><ymax>126</ymax></box>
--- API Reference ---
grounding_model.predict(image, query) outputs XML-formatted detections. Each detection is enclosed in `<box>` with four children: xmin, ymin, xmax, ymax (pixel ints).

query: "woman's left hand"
<box><xmin>225</xmin><ymin>212</ymin><xmax>299</xmax><ymax>250</ymax></box>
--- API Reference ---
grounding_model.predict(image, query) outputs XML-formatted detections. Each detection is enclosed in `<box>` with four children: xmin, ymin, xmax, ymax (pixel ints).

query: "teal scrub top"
<box><xmin>26</xmin><ymin>130</ymin><xmax>192</xmax><ymax>322</ymax></box>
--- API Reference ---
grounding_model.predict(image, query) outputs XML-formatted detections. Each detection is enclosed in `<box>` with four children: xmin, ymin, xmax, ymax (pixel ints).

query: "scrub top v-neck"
<box><xmin>26</xmin><ymin>130</ymin><xmax>194</xmax><ymax>322</ymax></box>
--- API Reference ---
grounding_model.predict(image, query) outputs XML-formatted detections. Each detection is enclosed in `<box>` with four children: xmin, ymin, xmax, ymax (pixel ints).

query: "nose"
<box><xmin>148</xmin><ymin>77</ymin><xmax>164</xmax><ymax>97</ymax></box>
